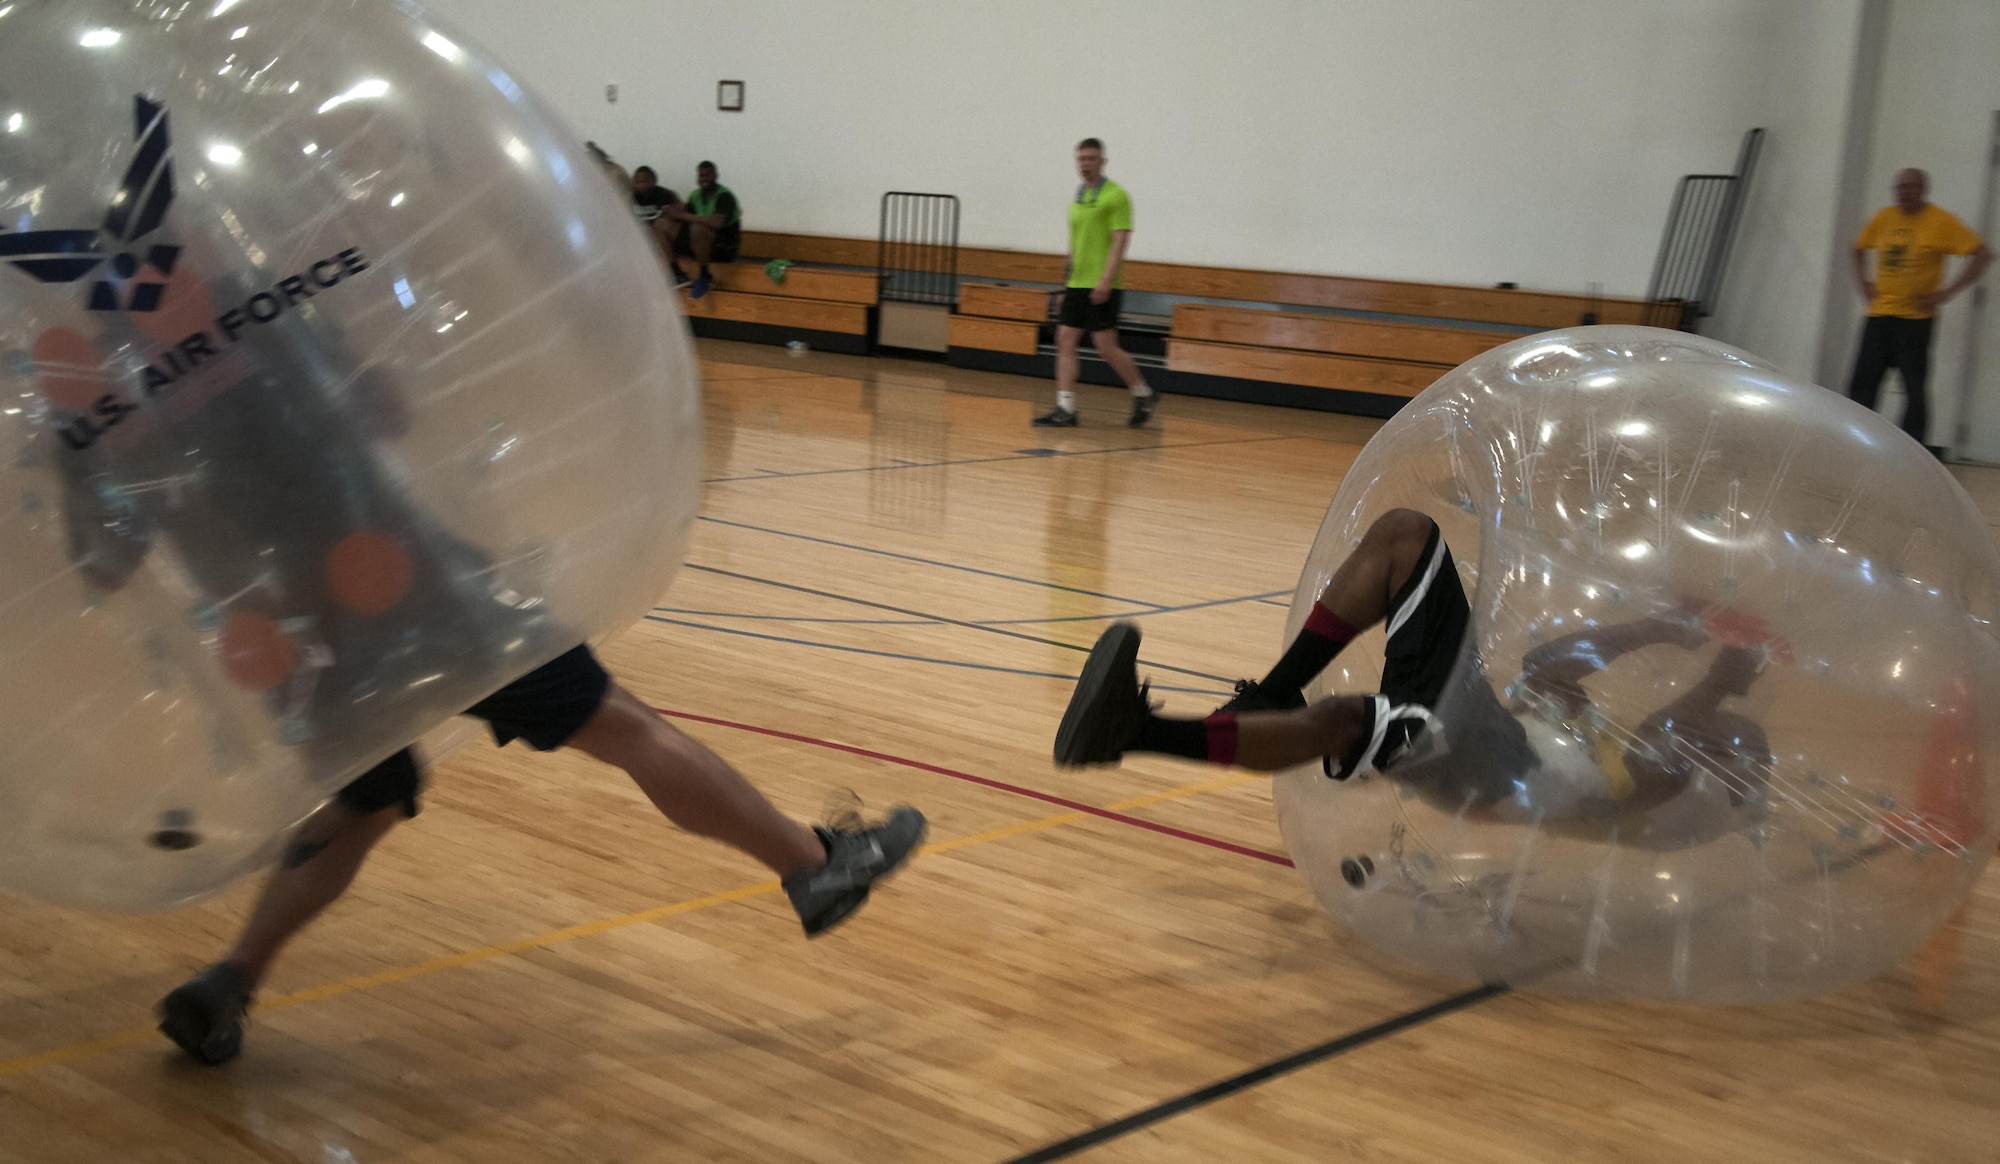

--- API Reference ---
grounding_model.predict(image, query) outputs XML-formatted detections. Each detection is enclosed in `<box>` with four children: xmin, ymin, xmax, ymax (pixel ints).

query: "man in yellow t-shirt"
<box><xmin>1033</xmin><ymin>137</ymin><xmax>1158</xmax><ymax>428</ymax></box>
<box><xmin>1847</xmin><ymin>168</ymin><xmax>1992</xmax><ymax>452</ymax></box>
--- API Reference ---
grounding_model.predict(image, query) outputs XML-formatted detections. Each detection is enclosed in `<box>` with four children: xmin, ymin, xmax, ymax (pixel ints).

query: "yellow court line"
<box><xmin>0</xmin><ymin>772</ymin><xmax>1264</xmax><ymax>1079</ymax></box>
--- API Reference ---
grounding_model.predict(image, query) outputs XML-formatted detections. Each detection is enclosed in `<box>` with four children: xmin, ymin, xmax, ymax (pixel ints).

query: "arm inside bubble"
<box><xmin>1516</xmin><ymin>613</ymin><xmax>1709</xmax><ymax>716</ymax></box>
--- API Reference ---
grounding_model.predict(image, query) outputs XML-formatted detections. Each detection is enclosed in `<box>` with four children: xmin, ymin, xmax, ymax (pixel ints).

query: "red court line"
<box><xmin>655</xmin><ymin>708</ymin><xmax>1295</xmax><ymax>868</ymax></box>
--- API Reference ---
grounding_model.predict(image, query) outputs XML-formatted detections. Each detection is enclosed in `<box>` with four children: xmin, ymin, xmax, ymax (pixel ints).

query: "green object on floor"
<box><xmin>764</xmin><ymin>259</ymin><xmax>793</xmax><ymax>285</ymax></box>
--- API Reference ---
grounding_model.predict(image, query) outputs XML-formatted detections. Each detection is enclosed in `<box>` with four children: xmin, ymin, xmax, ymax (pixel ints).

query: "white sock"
<box><xmin>1132</xmin><ymin>382</ymin><xmax>1154</xmax><ymax>397</ymax></box>
<box><xmin>1057</xmin><ymin>390</ymin><xmax>1077</xmax><ymax>412</ymax></box>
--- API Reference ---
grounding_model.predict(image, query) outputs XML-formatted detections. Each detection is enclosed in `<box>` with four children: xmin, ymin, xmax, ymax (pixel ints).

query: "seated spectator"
<box><xmin>673</xmin><ymin>160</ymin><xmax>742</xmax><ymax>300</ymax></box>
<box><xmin>629</xmin><ymin>165</ymin><xmax>689</xmax><ymax>287</ymax></box>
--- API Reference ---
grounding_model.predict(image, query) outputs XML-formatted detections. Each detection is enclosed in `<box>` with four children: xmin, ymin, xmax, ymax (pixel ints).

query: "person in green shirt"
<box><xmin>668</xmin><ymin>160</ymin><xmax>743</xmax><ymax>300</ymax></box>
<box><xmin>1034</xmin><ymin>138</ymin><xmax>1157</xmax><ymax>428</ymax></box>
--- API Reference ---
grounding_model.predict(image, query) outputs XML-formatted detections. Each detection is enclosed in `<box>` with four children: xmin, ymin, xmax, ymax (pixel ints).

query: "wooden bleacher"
<box><xmin>676</xmin><ymin>258</ymin><xmax>880</xmax><ymax>355</ymax></box>
<box><xmin>728</xmin><ymin>228</ymin><xmax>1659</xmax><ymax>416</ymax></box>
<box><xmin>943</xmin><ymin>284</ymin><xmax>1046</xmax><ymax>355</ymax></box>
<box><xmin>1165</xmin><ymin>305</ymin><xmax>1523</xmax><ymax>402</ymax></box>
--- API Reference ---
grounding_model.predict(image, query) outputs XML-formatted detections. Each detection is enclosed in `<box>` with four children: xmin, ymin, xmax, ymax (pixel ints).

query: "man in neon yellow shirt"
<box><xmin>1847</xmin><ymin>168</ymin><xmax>1992</xmax><ymax>452</ymax></box>
<box><xmin>1034</xmin><ymin>138</ymin><xmax>1158</xmax><ymax>428</ymax></box>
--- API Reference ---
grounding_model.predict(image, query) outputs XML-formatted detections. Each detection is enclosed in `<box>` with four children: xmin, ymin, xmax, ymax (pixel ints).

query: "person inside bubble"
<box><xmin>34</xmin><ymin>250</ymin><xmax>925</xmax><ymax>1066</ymax></box>
<box><xmin>1053</xmin><ymin>508</ymin><xmax>1776</xmax><ymax>823</ymax></box>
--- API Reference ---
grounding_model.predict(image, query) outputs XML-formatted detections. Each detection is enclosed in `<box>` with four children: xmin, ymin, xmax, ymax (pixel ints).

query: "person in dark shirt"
<box><xmin>629</xmin><ymin>165</ymin><xmax>688</xmax><ymax>287</ymax></box>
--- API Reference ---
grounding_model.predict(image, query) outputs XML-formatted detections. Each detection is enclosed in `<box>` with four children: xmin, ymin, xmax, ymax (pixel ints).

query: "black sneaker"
<box><xmin>783</xmin><ymin>804</ymin><xmax>927</xmax><ymax>937</ymax></box>
<box><xmin>1032</xmin><ymin>406</ymin><xmax>1079</xmax><ymax>427</ymax></box>
<box><xmin>671</xmin><ymin>265</ymin><xmax>691</xmax><ymax>288</ymax></box>
<box><xmin>157</xmin><ymin>963</ymin><xmax>251</xmax><ymax>1065</ymax></box>
<box><xmin>1217</xmin><ymin>678</ymin><xmax>1307</xmax><ymax>714</ymax></box>
<box><xmin>1324</xmin><ymin>695</ymin><xmax>1437</xmax><ymax>781</ymax></box>
<box><xmin>1055</xmin><ymin>622</ymin><xmax>1151</xmax><ymax>767</ymax></box>
<box><xmin>1128</xmin><ymin>391</ymin><xmax>1158</xmax><ymax>428</ymax></box>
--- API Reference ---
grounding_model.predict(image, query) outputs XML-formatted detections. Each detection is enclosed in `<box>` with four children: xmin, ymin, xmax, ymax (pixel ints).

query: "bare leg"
<box><xmin>1059</xmin><ymin>510</ymin><xmax>1442</xmax><ymax>770</ymax></box>
<box><xmin>1229</xmin><ymin>697</ymin><xmax>1373</xmax><ymax>770</ymax></box>
<box><xmin>658</xmin><ymin>217</ymin><xmax>693</xmax><ymax>278</ymax></box>
<box><xmin>1310</xmin><ymin>508</ymin><xmax>1437</xmax><ymax>631</ymax></box>
<box><xmin>688</xmin><ymin>222</ymin><xmax>716</xmax><ymax>272</ymax></box>
<box><xmin>1054</xmin><ymin>324</ymin><xmax>1084</xmax><ymax>408</ymax></box>
<box><xmin>565</xmin><ymin>684</ymin><xmax>825</xmax><ymax>877</ymax></box>
<box><xmin>1090</xmin><ymin>328</ymin><xmax>1148</xmax><ymax>391</ymax></box>
<box><xmin>222</xmin><ymin>802</ymin><xmax>401</xmax><ymax>991</ymax></box>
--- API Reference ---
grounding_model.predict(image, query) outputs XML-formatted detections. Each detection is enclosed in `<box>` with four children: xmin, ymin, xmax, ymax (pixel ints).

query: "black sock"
<box><xmin>1260</xmin><ymin>605</ymin><xmax>1360</xmax><ymax>695</ymax></box>
<box><xmin>1133</xmin><ymin>713</ymin><xmax>1210</xmax><ymax>759</ymax></box>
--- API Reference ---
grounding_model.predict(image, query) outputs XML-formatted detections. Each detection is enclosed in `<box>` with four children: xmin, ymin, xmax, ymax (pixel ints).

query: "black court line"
<box><xmin>652</xmin><ymin>588</ymin><xmax>1290</xmax><ymax>629</ymax></box>
<box><xmin>684</xmin><ymin>563</ymin><xmax>1240</xmax><ymax>685</ymax></box>
<box><xmin>981</xmin><ymin>589</ymin><xmax>1289</xmax><ymax>625</ymax></box>
<box><xmin>697</xmin><ymin>515</ymin><xmax>1169</xmax><ymax>608</ymax></box>
<box><xmin>653</xmin><ymin>609</ymin><xmax>936</xmax><ymax>626</ymax></box>
<box><xmin>1003</xmin><ymin>983</ymin><xmax>1510</xmax><ymax>1163</ymax></box>
<box><xmin>641</xmin><ymin>615</ymin><xmax>1229</xmax><ymax>696</ymax></box>
<box><xmin>702</xmin><ymin>433</ymin><xmax>1298</xmax><ymax>484</ymax></box>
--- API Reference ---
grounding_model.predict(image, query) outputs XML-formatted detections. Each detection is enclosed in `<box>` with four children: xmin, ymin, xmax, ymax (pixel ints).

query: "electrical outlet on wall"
<box><xmin>605</xmin><ymin>83</ymin><xmax>618</xmax><ymax>104</ymax></box>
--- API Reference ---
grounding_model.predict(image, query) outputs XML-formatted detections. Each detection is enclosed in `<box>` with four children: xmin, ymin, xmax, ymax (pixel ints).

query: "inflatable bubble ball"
<box><xmin>1272</xmin><ymin>326</ymin><xmax>2000</xmax><ymax>1003</ymax></box>
<box><xmin>0</xmin><ymin>0</ymin><xmax>699</xmax><ymax>909</ymax></box>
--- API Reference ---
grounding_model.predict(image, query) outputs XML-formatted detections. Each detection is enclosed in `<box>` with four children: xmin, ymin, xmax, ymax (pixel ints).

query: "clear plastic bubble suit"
<box><xmin>0</xmin><ymin>0</ymin><xmax>698</xmax><ymax>909</ymax></box>
<box><xmin>1273</xmin><ymin>327</ymin><xmax>2000</xmax><ymax>1003</ymax></box>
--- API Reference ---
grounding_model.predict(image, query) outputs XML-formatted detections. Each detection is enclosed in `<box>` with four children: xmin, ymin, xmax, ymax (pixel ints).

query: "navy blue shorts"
<box><xmin>336</xmin><ymin>644</ymin><xmax>611</xmax><ymax>817</ymax></box>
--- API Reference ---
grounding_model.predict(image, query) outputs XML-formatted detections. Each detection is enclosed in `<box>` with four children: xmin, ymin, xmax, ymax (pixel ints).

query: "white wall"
<box><xmin>1701</xmin><ymin>1</ymin><xmax>1867</xmax><ymax>378</ymax></box>
<box><xmin>1823</xmin><ymin>0</ymin><xmax>2000</xmax><ymax>449</ymax></box>
<box><xmin>423</xmin><ymin>3</ymin><xmax>1857</xmax><ymax>296</ymax></box>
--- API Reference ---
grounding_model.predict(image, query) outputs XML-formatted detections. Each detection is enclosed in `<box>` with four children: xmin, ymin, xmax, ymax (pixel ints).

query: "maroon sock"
<box><xmin>1204</xmin><ymin>712</ymin><xmax>1239</xmax><ymax>765</ymax></box>
<box><xmin>1260</xmin><ymin>604</ymin><xmax>1360</xmax><ymax>695</ymax></box>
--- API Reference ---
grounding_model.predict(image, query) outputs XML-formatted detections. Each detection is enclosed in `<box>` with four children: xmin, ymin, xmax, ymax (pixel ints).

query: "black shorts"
<box><xmin>1364</xmin><ymin>521</ymin><xmax>1535</xmax><ymax>804</ymax></box>
<box><xmin>672</xmin><ymin>230</ymin><xmax>740</xmax><ymax>264</ymax></box>
<box><xmin>1321</xmin><ymin>522</ymin><xmax>1465</xmax><ymax>781</ymax></box>
<box><xmin>1058</xmin><ymin>287</ymin><xmax>1122</xmax><ymax>332</ymax></box>
<box><xmin>1378</xmin><ymin>522</ymin><xmax>1469</xmax><ymax>711</ymax></box>
<box><xmin>335</xmin><ymin>644</ymin><xmax>612</xmax><ymax>817</ymax></box>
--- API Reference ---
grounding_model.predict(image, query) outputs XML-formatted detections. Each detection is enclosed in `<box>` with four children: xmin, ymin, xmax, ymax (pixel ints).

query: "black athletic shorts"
<box><xmin>1365</xmin><ymin>521</ymin><xmax>1535</xmax><ymax>805</ymax></box>
<box><xmin>672</xmin><ymin>230</ymin><xmax>740</xmax><ymax>264</ymax></box>
<box><xmin>1058</xmin><ymin>286</ymin><xmax>1122</xmax><ymax>332</ymax></box>
<box><xmin>335</xmin><ymin>644</ymin><xmax>612</xmax><ymax>817</ymax></box>
<box><xmin>1378</xmin><ymin>522</ymin><xmax>1470</xmax><ymax>711</ymax></box>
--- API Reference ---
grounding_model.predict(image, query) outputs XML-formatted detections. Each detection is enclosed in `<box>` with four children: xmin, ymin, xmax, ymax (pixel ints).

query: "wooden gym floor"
<box><xmin>2</xmin><ymin>338</ymin><xmax>1998</xmax><ymax>1163</ymax></box>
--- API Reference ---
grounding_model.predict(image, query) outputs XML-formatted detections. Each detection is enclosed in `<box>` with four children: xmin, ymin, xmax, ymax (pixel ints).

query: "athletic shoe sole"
<box><xmin>1054</xmin><ymin>622</ymin><xmax>1143</xmax><ymax>768</ymax></box>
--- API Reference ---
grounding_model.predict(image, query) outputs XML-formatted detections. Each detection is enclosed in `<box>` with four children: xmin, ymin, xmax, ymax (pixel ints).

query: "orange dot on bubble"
<box><xmin>31</xmin><ymin>327</ymin><xmax>104</xmax><ymax>411</ymax></box>
<box><xmin>326</xmin><ymin>531</ymin><xmax>414</xmax><ymax>615</ymax></box>
<box><xmin>219</xmin><ymin>612</ymin><xmax>297</xmax><ymax>691</ymax></box>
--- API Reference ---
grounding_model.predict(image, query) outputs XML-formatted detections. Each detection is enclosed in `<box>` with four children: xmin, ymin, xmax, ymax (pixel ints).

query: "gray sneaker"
<box><xmin>783</xmin><ymin>805</ymin><xmax>927</xmax><ymax>936</ymax></box>
<box><xmin>157</xmin><ymin>963</ymin><xmax>251</xmax><ymax>1065</ymax></box>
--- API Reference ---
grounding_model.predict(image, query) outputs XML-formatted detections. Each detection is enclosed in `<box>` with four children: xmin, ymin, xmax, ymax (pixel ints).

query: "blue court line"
<box><xmin>696</xmin><ymin>516</ymin><xmax>1168</xmax><ymax>609</ymax></box>
<box><xmin>640</xmin><ymin>615</ymin><xmax>1231</xmax><ymax>697</ymax></box>
<box><xmin>702</xmin><ymin>433</ymin><xmax>1297</xmax><ymax>485</ymax></box>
